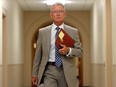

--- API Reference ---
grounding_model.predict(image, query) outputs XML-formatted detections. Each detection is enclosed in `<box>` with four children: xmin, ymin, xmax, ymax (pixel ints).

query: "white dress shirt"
<box><xmin>48</xmin><ymin>23</ymin><xmax>71</xmax><ymax>62</ymax></box>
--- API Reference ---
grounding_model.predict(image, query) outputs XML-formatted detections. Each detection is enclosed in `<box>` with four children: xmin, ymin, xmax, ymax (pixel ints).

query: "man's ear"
<box><xmin>50</xmin><ymin>13</ymin><xmax>53</xmax><ymax>19</ymax></box>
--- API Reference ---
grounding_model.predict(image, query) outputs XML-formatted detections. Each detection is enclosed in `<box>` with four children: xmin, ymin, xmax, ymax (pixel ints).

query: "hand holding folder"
<box><xmin>55</xmin><ymin>28</ymin><xmax>75</xmax><ymax>49</ymax></box>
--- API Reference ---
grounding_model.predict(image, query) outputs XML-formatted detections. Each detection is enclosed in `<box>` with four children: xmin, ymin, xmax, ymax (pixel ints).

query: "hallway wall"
<box><xmin>2</xmin><ymin>0</ymin><xmax>24</xmax><ymax>87</ymax></box>
<box><xmin>112</xmin><ymin>0</ymin><xmax>116</xmax><ymax>86</ymax></box>
<box><xmin>0</xmin><ymin>67</ymin><xmax>2</xmax><ymax>87</ymax></box>
<box><xmin>91</xmin><ymin>0</ymin><xmax>113</xmax><ymax>87</ymax></box>
<box><xmin>0</xmin><ymin>0</ymin><xmax>2</xmax><ymax>65</ymax></box>
<box><xmin>91</xmin><ymin>0</ymin><xmax>106</xmax><ymax>87</ymax></box>
<box><xmin>0</xmin><ymin>0</ymin><xmax>3</xmax><ymax>87</ymax></box>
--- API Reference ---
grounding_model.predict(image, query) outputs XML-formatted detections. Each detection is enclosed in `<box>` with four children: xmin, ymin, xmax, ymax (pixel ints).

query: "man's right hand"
<box><xmin>32</xmin><ymin>76</ymin><xmax>38</xmax><ymax>86</ymax></box>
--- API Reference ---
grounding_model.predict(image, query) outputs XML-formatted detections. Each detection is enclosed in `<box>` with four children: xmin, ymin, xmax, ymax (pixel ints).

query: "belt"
<box><xmin>47</xmin><ymin>62</ymin><xmax>55</xmax><ymax>66</ymax></box>
<box><xmin>47</xmin><ymin>62</ymin><xmax>63</xmax><ymax>67</ymax></box>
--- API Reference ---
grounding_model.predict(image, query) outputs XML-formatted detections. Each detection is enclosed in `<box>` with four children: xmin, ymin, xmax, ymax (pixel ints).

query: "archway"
<box><xmin>24</xmin><ymin>13</ymin><xmax>89</xmax><ymax>87</ymax></box>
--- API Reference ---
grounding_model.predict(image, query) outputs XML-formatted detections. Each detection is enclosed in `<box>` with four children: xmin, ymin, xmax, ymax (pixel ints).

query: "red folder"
<box><xmin>55</xmin><ymin>28</ymin><xmax>75</xmax><ymax>49</ymax></box>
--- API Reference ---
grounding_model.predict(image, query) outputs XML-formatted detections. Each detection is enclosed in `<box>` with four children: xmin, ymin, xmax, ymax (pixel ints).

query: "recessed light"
<box><xmin>42</xmin><ymin>0</ymin><xmax>72</xmax><ymax>5</ymax></box>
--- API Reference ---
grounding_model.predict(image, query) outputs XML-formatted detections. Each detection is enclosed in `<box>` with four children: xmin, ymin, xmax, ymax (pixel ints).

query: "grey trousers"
<box><xmin>43</xmin><ymin>65</ymin><xmax>68</xmax><ymax>87</ymax></box>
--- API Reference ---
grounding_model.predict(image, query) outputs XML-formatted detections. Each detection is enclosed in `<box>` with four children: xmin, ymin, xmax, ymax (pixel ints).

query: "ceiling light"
<box><xmin>42</xmin><ymin>0</ymin><xmax>71</xmax><ymax>5</ymax></box>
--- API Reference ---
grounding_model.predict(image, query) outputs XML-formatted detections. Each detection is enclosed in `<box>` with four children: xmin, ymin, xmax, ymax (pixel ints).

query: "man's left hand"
<box><xmin>59</xmin><ymin>44</ymin><xmax>69</xmax><ymax>55</ymax></box>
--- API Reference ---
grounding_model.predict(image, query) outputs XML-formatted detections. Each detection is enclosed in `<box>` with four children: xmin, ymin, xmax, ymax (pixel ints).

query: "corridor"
<box><xmin>0</xmin><ymin>0</ymin><xmax>116</xmax><ymax>87</ymax></box>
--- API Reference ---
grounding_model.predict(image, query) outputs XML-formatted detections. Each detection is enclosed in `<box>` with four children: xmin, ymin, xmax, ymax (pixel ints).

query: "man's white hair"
<box><xmin>50</xmin><ymin>2</ymin><xmax>65</xmax><ymax>12</ymax></box>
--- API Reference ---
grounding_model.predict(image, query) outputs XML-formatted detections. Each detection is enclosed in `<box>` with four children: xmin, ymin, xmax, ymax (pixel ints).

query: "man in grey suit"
<box><xmin>32</xmin><ymin>2</ymin><xmax>83</xmax><ymax>87</ymax></box>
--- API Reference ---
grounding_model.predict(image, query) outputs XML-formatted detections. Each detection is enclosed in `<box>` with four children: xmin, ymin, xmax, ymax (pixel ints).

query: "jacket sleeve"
<box><xmin>68</xmin><ymin>29</ymin><xmax>83</xmax><ymax>58</ymax></box>
<box><xmin>32</xmin><ymin>29</ymin><xmax>43</xmax><ymax>77</ymax></box>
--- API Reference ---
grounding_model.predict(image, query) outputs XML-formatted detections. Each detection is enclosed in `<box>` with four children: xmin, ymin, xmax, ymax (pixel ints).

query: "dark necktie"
<box><xmin>55</xmin><ymin>27</ymin><xmax>62</xmax><ymax>67</ymax></box>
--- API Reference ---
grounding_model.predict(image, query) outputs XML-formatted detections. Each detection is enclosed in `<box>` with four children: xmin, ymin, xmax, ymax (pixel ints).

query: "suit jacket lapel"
<box><xmin>46</xmin><ymin>25</ymin><xmax>52</xmax><ymax>55</ymax></box>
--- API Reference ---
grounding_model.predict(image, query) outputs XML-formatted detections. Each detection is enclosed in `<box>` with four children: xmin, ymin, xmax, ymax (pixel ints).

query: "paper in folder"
<box><xmin>55</xmin><ymin>28</ymin><xmax>75</xmax><ymax>49</ymax></box>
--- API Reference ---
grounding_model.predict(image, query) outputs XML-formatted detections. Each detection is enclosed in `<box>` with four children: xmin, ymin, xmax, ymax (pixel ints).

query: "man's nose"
<box><xmin>56</xmin><ymin>12</ymin><xmax>60</xmax><ymax>16</ymax></box>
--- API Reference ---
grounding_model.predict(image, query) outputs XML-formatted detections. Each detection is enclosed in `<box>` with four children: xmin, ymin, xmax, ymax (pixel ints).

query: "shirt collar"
<box><xmin>52</xmin><ymin>23</ymin><xmax>64</xmax><ymax>31</ymax></box>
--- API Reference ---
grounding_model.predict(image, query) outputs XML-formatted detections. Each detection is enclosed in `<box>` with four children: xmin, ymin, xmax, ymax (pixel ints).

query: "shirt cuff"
<box><xmin>66</xmin><ymin>48</ymin><xmax>72</xmax><ymax>57</ymax></box>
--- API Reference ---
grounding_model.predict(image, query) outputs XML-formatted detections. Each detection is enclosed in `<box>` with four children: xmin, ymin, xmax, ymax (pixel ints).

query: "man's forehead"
<box><xmin>52</xmin><ymin>5</ymin><xmax>64</xmax><ymax>10</ymax></box>
<box><xmin>53</xmin><ymin>5</ymin><xmax>63</xmax><ymax>8</ymax></box>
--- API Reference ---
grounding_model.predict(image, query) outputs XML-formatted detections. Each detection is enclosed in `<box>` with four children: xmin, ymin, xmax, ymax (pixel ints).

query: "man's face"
<box><xmin>50</xmin><ymin>5</ymin><xmax>66</xmax><ymax>24</ymax></box>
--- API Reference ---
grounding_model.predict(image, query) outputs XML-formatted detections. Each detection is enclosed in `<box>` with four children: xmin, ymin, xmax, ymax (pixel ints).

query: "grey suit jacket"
<box><xmin>32</xmin><ymin>24</ymin><xmax>83</xmax><ymax>87</ymax></box>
